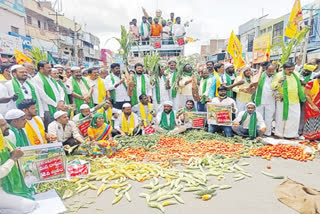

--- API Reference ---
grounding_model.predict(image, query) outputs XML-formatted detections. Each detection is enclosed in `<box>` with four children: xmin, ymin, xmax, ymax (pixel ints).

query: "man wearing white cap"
<box><xmin>66</xmin><ymin>66</ymin><xmax>94</xmax><ymax>112</ymax></box>
<box><xmin>114</xmin><ymin>103</ymin><xmax>141</xmax><ymax>136</ymax></box>
<box><xmin>32</xmin><ymin>61</ymin><xmax>65</xmax><ymax>128</ymax></box>
<box><xmin>5</xmin><ymin>109</ymin><xmax>29</xmax><ymax>147</ymax></box>
<box><xmin>6</xmin><ymin>65</ymin><xmax>44</xmax><ymax>117</ymax></box>
<box><xmin>0</xmin><ymin>114</ymin><xmax>38</xmax><ymax>213</ymax></box>
<box><xmin>53</xmin><ymin>64</ymin><xmax>64</xmax><ymax>75</ymax></box>
<box><xmin>48</xmin><ymin>111</ymin><xmax>85</xmax><ymax>146</ymax></box>
<box><xmin>153</xmin><ymin>101</ymin><xmax>187</xmax><ymax>134</ymax></box>
<box><xmin>73</xmin><ymin>104</ymin><xmax>92</xmax><ymax>123</ymax></box>
<box><xmin>232</xmin><ymin>102</ymin><xmax>266</xmax><ymax>139</ymax></box>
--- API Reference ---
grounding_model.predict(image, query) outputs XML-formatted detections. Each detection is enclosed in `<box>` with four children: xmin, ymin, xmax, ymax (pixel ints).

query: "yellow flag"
<box><xmin>284</xmin><ymin>0</ymin><xmax>303</xmax><ymax>38</ymax></box>
<box><xmin>227</xmin><ymin>30</ymin><xmax>246</xmax><ymax>69</ymax></box>
<box><xmin>186</xmin><ymin>36</ymin><xmax>195</xmax><ymax>43</ymax></box>
<box><xmin>14</xmin><ymin>49</ymin><xmax>32</xmax><ymax>65</ymax></box>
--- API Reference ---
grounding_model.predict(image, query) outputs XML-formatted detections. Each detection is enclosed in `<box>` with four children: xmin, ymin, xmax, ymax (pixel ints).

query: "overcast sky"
<box><xmin>58</xmin><ymin>0</ymin><xmax>314</xmax><ymax>55</ymax></box>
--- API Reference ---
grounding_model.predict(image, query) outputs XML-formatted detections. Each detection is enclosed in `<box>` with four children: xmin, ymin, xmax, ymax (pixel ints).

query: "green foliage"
<box><xmin>270</xmin><ymin>27</ymin><xmax>309</xmax><ymax>66</ymax></box>
<box><xmin>114</xmin><ymin>25</ymin><xmax>134</xmax><ymax>66</ymax></box>
<box><xmin>30</xmin><ymin>47</ymin><xmax>47</xmax><ymax>68</ymax></box>
<box><xmin>145</xmin><ymin>53</ymin><xmax>161</xmax><ymax>87</ymax></box>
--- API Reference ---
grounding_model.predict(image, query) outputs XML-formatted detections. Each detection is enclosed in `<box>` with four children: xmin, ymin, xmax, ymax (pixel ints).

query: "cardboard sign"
<box><xmin>184</xmin><ymin>112</ymin><xmax>207</xmax><ymax>129</ymax></box>
<box><xmin>207</xmin><ymin>104</ymin><xmax>233</xmax><ymax>125</ymax></box>
<box><xmin>177</xmin><ymin>37</ymin><xmax>185</xmax><ymax>46</ymax></box>
<box><xmin>38</xmin><ymin>156</ymin><xmax>64</xmax><ymax>179</ymax></box>
<box><xmin>18</xmin><ymin>143</ymin><xmax>67</xmax><ymax>187</ymax></box>
<box><xmin>67</xmin><ymin>159</ymin><xmax>90</xmax><ymax>178</ymax></box>
<box><xmin>144</xmin><ymin>126</ymin><xmax>155</xmax><ymax>135</ymax></box>
<box><xmin>78</xmin><ymin>120</ymin><xmax>91</xmax><ymax>136</ymax></box>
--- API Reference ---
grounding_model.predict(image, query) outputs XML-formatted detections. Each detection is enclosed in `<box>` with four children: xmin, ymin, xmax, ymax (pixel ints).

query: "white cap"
<box><xmin>122</xmin><ymin>103</ymin><xmax>131</xmax><ymax>108</ymax></box>
<box><xmin>80</xmin><ymin>104</ymin><xmax>90</xmax><ymax>110</ymax></box>
<box><xmin>5</xmin><ymin>109</ymin><xmax>25</xmax><ymax>120</ymax></box>
<box><xmin>0</xmin><ymin>114</ymin><xmax>3</xmax><ymax>120</ymax></box>
<box><xmin>163</xmin><ymin>101</ymin><xmax>173</xmax><ymax>107</ymax></box>
<box><xmin>54</xmin><ymin>64</ymin><xmax>64</xmax><ymax>69</ymax></box>
<box><xmin>10</xmin><ymin>65</ymin><xmax>24</xmax><ymax>72</ymax></box>
<box><xmin>54</xmin><ymin>111</ymin><xmax>68</xmax><ymax>120</ymax></box>
<box><xmin>246</xmin><ymin>102</ymin><xmax>256</xmax><ymax>107</ymax></box>
<box><xmin>224</xmin><ymin>63</ymin><xmax>233</xmax><ymax>70</ymax></box>
<box><xmin>240</xmin><ymin>65</ymin><xmax>251</xmax><ymax>73</ymax></box>
<box><xmin>71</xmin><ymin>66</ymin><xmax>80</xmax><ymax>71</ymax></box>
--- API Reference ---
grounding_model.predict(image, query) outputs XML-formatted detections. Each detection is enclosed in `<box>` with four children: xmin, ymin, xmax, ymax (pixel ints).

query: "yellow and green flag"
<box><xmin>284</xmin><ymin>0</ymin><xmax>303</xmax><ymax>38</ymax></box>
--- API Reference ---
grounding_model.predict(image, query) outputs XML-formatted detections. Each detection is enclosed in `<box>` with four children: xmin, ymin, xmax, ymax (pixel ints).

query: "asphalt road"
<box><xmin>65</xmin><ymin>157</ymin><xmax>320</xmax><ymax>214</ymax></box>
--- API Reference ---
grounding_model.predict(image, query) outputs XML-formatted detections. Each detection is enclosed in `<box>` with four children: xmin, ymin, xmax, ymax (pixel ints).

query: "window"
<box><xmin>304</xmin><ymin>17</ymin><xmax>314</xmax><ymax>36</ymax></box>
<box><xmin>272</xmin><ymin>21</ymin><xmax>284</xmax><ymax>44</ymax></box>
<box><xmin>27</xmin><ymin>16</ymin><xmax>32</xmax><ymax>24</ymax></box>
<box><xmin>260</xmin><ymin>29</ymin><xmax>266</xmax><ymax>35</ymax></box>
<box><xmin>11</xmin><ymin>26</ymin><xmax>19</xmax><ymax>34</ymax></box>
<box><xmin>38</xmin><ymin>20</ymin><xmax>41</xmax><ymax>29</ymax></box>
<box><xmin>268</xmin><ymin>26</ymin><xmax>272</xmax><ymax>32</ymax></box>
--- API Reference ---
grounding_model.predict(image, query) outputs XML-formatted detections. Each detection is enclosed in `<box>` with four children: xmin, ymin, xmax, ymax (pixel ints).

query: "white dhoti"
<box><xmin>236</xmin><ymin>100</ymin><xmax>247</xmax><ymax>115</ymax></box>
<box><xmin>171</xmin><ymin>93</ymin><xmax>181</xmax><ymax>111</ymax></box>
<box><xmin>0</xmin><ymin>190</ymin><xmax>38</xmax><ymax>214</ymax></box>
<box><xmin>275</xmin><ymin>102</ymin><xmax>300</xmax><ymax>138</ymax></box>
<box><xmin>256</xmin><ymin>103</ymin><xmax>275</xmax><ymax>136</ymax></box>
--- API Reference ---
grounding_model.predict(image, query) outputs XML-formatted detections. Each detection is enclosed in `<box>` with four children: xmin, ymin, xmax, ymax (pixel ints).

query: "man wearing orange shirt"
<box><xmin>150</xmin><ymin>17</ymin><xmax>163</xmax><ymax>37</ymax></box>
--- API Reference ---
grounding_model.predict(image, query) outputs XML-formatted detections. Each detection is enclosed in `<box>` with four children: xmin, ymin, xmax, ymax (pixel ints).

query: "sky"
<box><xmin>57</xmin><ymin>0</ymin><xmax>315</xmax><ymax>56</ymax></box>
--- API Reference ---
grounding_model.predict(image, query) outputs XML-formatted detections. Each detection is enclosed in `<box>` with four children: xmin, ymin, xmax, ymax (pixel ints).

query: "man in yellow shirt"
<box><xmin>271</xmin><ymin>62</ymin><xmax>306</xmax><ymax>138</ymax></box>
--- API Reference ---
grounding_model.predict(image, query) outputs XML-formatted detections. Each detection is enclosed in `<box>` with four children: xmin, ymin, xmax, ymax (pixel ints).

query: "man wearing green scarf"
<box><xmin>33</xmin><ymin>61</ymin><xmax>65</xmax><ymax>129</ymax></box>
<box><xmin>254</xmin><ymin>63</ymin><xmax>276</xmax><ymax>136</ymax></box>
<box><xmin>131</xmin><ymin>63</ymin><xmax>151</xmax><ymax>106</ymax></box>
<box><xmin>0</xmin><ymin>114</ymin><xmax>38</xmax><ymax>213</ymax></box>
<box><xmin>152</xmin><ymin>64</ymin><xmax>170</xmax><ymax>111</ymax></box>
<box><xmin>153</xmin><ymin>101</ymin><xmax>186</xmax><ymax>134</ymax></box>
<box><xmin>66</xmin><ymin>66</ymin><xmax>94</xmax><ymax>112</ymax></box>
<box><xmin>178</xmin><ymin>64</ymin><xmax>194</xmax><ymax>110</ymax></box>
<box><xmin>271</xmin><ymin>62</ymin><xmax>306</xmax><ymax>138</ymax></box>
<box><xmin>4</xmin><ymin>109</ymin><xmax>29</xmax><ymax>147</ymax></box>
<box><xmin>198</xmin><ymin>68</ymin><xmax>212</xmax><ymax>112</ymax></box>
<box><xmin>166</xmin><ymin>60</ymin><xmax>181</xmax><ymax>110</ymax></box>
<box><xmin>232</xmin><ymin>102</ymin><xmax>266</xmax><ymax>139</ymax></box>
<box><xmin>72</xmin><ymin>104</ymin><xmax>92</xmax><ymax>123</ymax></box>
<box><xmin>6</xmin><ymin>65</ymin><xmax>44</xmax><ymax>118</ymax></box>
<box><xmin>140</xmin><ymin>16</ymin><xmax>150</xmax><ymax>45</ymax></box>
<box><xmin>50</xmin><ymin>68</ymin><xmax>70</xmax><ymax>106</ymax></box>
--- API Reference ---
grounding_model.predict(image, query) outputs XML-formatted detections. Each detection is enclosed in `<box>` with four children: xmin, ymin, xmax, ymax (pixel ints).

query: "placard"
<box><xmin>67</xmin><ymin>159</ymin><xmax>90</xmax><ymax>179</ymax></box>
<box><xmin>18</xmin><ymin>143</ymin><xmax>67</xmax><ymax>187</ymax></box>
<box><xmin>184</xmin><ymin>112</ymin><xmax>207</xmax><ymax>128</ymax></box>
<box><xmin>77</xmin><ymin>119</ymin><xmax>91</xmax><ymax>137</ymax></box>
<box><xmin>207</xmin><ymin>104</ymin><xmax>232</xmax><ymax>125</ymax></box>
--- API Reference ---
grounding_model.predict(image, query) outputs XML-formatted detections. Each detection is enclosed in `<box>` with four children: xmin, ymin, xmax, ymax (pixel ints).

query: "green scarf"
<box><xmin>183</xmin><ymin>72</ymin><xmax>193</xmax><ymax>76</ymax></box>
<box><xmin>12</xmin><ymin>78</ymin><xmax>40</xmax><ymax>115</ymax></box>
<box><xmin>90</xmin><ymin>113</ymin><xmax>104</xmax><ymax>128</ymax></box>
<box><xmin>255</xmin><ymin>72</ymin><xmax>267</xmax><ymax>107</ymax></box>
<box><xmin>140</xmin><ymin>22</ymin><xmax>150</xmax><ymax>36</ymax></box>
<box><xmin>240</xmin><ymin>111</ymin><xmax>257</xmax><ymax>139</ymax></box>
<box><xmin>282</xmin><ymin>72</ymin><xmax>306</xmax><ymax>120</ymax></box>
<box><xmin>132</xmin><ymin>74</ymin><xmax>146</xmax><ymax>106</ymax></box>
<box><xmin>225</xmin><ymin>73</ymin><xmax>233</xmax><ymax>97</ymax></box>
<box><xmin>171</xmin><ymin>70</ymin><xmax>178</xmax><ymax>98</ymax></box>
<box><xmin>155</xmin><ymin>75</ymin><xmax>167</xmax><ymax>104</ymax></box>
<box><xmin>9</xmin><ymin>125</ymin><xmax>29</xmax><ymax>147</ymax></box>
<box><xmin>160</xmin><ymin>110</ymin><xmax>175</xmax><ymax>131</ymax></box>
<box><xmin>57</xmin><ymin>81</ymin><xmax>70</xmax><ymax>105</ymax></box>
<box><xmin>110</xmin><ymin>73</ymin><xmax>127</xmax><ymax>104</ymax></box>
<box><xmin>201</xmin><ymin>76</ymin><xmax>210</xmax><ymax>104</ymax></box>
<box><xmin>72</xmin><ymin>77</ymin><xmax>94</xmax><ymax>112</ymax></box>
<box><xmin>183</xmin><ymin>107</ymin><xmax>196</xmax><ymax>113</ymax></box>
<box><xmin>38</xmin><ymin>72</ymin><xmax>57</xmax><ymax>116</ymax></box>
<box><xmin>0</xmin><ymin>139</ymin><xmax>34</xmax><ymax>199</ymax></box>
<box><xmin>300</xmin><ymin>71</ymin><xmax>311</xmax><ymax>83</ymax></box>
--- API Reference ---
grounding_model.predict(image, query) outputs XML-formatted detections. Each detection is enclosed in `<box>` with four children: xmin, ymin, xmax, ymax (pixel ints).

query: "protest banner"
<box><xmin>207</xmin><ymin>104</ymin><xmax>233</xmax><ymax>125</ymax></box>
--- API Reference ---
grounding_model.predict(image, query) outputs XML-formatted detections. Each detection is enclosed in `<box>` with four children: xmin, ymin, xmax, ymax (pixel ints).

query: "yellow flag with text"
<box><xmin>227</xmin><ymin>30</ymin><xmax>246</xmax><ymax>69</ymax></box>
<box><xmin>14</xmin><ymin>49</ymin><xmax>32</xmax><ymax>65</ymax></box>
<box><xmin>284</xmin><ymin>0</ymin><xmax>303</xmax><ymax>38</ymax></box>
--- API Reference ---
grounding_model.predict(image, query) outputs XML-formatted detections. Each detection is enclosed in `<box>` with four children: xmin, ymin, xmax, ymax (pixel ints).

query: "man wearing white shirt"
<box><xmin>32</xmin><ymin>61</ymin><xmax>64</xmax><ymax>128</ymax></box>
<box><xmin>114</xmin><ymin>103</ymin><xmax>141</xmax><ymax>136</ymax></box>
<box><xmin>6</xmin><ymin>65</ymin><xmax>44</xmax><ymax>117</ymax></box>
<box><xmin>0</xmin><ymin>83</ymin><xmax>17</xmax><ymax>116</ymax></box>
<box><xmin>131</xmin><ymin>63</ymin><xmax>152</xmax><ymax>106</ymax></box>
<box><xmin>232</xmin><ymin>102</ymin><xmax>266</xmax><ymax>139</ymax></box>
<box><xmin>87</xmin><ymin>67</ymin><xmax>107</xmax><ymax>105</ymax></box>
<box><xmin>254</xmin><ymin>63</ymin><xmax>276</xmax><ymax>136</ymax></box>
<box><xmin>105</xmin><ymin>63</ymin><xmax>130</xmax><ymax>110</ymax></box>
<box><xmin>0</xmin><ymin>113</ymin><xmax>38</xmax><ymax>213</ymax></box>
<box><xmin>198</xmin><ymin>68</ymin><xmax>212</xmax><ymax>112</ymax></box>
<box><xmin>178</xmin><ymin>64</ymin><xmax>194</xmax><ymax>110</ymax></box>
<box><xmin>207</xmin><ymin>86</ymin><xmax>237</xmax><ymax>137</ymax></box>
<box><xmin>172</xmin><ymin>17</ymin><xmax>186</xmax><ymax>38</ymax></box>
<box><xmin>132</xmin><ymin>94</ymin><xmax>156</xmax><ymax>126</ymax></box>
<box><xmin>153</xmin><ymin>101</ymin><xmax>186</xmax><ymax>134</ymax></box>
<box><xmin>152</xmin><ymin>64</ymin><xmax>170</xmax><ymax>112</ymax></box>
